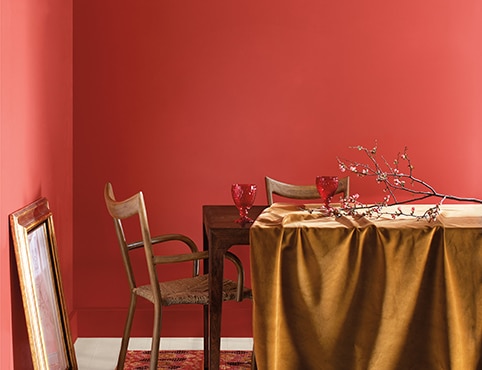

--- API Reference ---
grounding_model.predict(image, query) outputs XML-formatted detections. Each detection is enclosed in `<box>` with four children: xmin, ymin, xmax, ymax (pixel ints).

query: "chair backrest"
<box><xmin>104</xmin><ymin>183</ymin><xmax>161</xmax><ymax>304</ymax></box>
<box><xmin>265</xmin><ymin>176</ymin><xmax>350</xmax><ymax>205</ymax></box>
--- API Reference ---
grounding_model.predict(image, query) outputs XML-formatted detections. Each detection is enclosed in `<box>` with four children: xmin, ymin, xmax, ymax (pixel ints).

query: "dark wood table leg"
<box><xmin>202</xmin><ymin>205</ymin><xmax>266</xmax><ymax>369</ymax></box>
<box><xmin>203</xmin><ymin>305</ymin><xmax>209</xmax><ymax>370</ymax></box>
<box><xmin>208</xmin><ymin>237</ymin><xmax>226</xmax><ymax>369</ymax></box>
<box><xmin>203</xmin><ymin>228</ymin><xmax>209</xmax><ymax>370</ymax></box>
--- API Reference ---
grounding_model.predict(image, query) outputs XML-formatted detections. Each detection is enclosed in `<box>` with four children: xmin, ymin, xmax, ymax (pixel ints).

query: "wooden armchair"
<box><xmin>104</xmin><ymin>183</ymin><xmax>252</xmax><ymax>370</ymax></box>
<box><xmin>265</xmin><ymin>176</ymin><xmax>350</xmax><ymax>205</ymax></box>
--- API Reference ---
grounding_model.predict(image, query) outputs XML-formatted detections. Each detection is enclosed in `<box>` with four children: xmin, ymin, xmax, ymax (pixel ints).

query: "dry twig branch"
<box><xmin>332</xmin><ymin>143</ymin><xmax>482</xmax><ymax>221</ymax></box>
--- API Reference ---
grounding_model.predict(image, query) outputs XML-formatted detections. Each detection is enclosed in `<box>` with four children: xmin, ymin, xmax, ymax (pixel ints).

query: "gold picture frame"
<box><xmin>10</xmin><ymin>198</ymin><xmax>77</xmax><ymax>370</ymax></box>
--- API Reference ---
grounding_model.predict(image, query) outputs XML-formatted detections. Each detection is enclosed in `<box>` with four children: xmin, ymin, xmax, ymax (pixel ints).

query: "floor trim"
<box><xmin>74</xmin><ymin>337</ymin><xmax>253</xmax><ymax>369</ymax></box>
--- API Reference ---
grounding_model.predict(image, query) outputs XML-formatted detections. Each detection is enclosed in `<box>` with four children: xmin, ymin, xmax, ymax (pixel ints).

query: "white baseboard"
<box><xmin>75</xmin><ymin>337</ymin><xmax>253</xmax><ymax>351</ymax></box>
<box><xmin>74</xmin><ymin>337</ymin><xmax>253</xmax><ymax>370</ymax></box>
<box><xmin>129</xmin><ymin>337</ymin><xmax>253</xmax><ymax>350</ymax></box>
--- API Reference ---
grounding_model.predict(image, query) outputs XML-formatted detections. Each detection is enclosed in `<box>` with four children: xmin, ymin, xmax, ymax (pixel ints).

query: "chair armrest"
<box><xmin>153</xmin><ymin>251</ymin><xmax>208</xmax><ymax>265</ymax></box>
<box><xmin>128</xmin><ymin>233</ymin><xmax>199</xmax><ymax>253</ymax></box>
<box><xmin>151</xmin><ymin>234</ymin><xmax>200</xmax><ymax>253</ymax></box>
<box><xmin>225</xmin><ymin>251</ymin><xmax>246</xmax><ymax>302</ymax></box>
<box><xmin>129</xmin><ymin>233</ymin><xmax>202</xmax><ymax>275</ymax></box>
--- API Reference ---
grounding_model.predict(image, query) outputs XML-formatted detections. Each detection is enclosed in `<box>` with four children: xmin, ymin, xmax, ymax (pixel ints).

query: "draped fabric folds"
<box><xmin>250</xmin><ymin>203</ymin><xmax>482</xmax><ymax>370</ymax></box>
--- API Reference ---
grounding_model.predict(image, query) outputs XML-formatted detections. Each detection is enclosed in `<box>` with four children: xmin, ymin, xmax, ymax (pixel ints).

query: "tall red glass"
<box><xmin>231</xmin><ymin>184</ymin><xmax>257</xmax><ymax>224</ymax></box>
<box><xmin>316</xmin><ymin>176</ymin><xmax>339</xmax><ymax>209</ymax></box>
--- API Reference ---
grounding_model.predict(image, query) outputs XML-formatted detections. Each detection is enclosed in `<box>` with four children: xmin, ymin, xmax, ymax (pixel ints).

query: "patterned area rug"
<box><xmin>124</xmin><ymin>350</ymin><xmax>252</xmax><ymax>369</ymax></box>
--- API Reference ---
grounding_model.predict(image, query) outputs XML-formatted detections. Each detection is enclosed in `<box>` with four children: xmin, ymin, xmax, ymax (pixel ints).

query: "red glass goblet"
<box><xmin>231</xmin><ymin>184</ymin><xmax>257</xmax><ymax>224</ymax></box>
<box><xmin>316</xmin><ymin>176</ymin><xmax>339</xmax><ymax>209</ymax></box>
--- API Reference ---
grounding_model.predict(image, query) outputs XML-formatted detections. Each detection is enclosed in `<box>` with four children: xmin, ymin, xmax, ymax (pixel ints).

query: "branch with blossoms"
<box><xmin>331</xmin><ymin>193</ymin><xmax>442</xmax><ymax>222</ymax></box>
<box><xmin>333</xmin><ymin>143</ymin><xmax>482</xmax><ymax>221</ymax></box>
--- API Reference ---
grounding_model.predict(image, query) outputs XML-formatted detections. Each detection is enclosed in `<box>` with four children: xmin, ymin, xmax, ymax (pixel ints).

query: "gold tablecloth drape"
<box><xmin>250</xmin><ymin>203</ymin><xmax>482</xmax><ymax>370</ymax></box>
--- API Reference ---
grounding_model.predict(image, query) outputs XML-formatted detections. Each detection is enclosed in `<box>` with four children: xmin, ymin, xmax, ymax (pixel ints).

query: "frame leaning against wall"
<box><xmin>10</xmin><ymin>198</ymin><xmax>77</xmax><ymax>370</ymax></box>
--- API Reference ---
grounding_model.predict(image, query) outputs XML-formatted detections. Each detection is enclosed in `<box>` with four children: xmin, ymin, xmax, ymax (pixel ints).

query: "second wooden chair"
<box><xmin>265</xmin><ymin>176</ymin><xmax>350</xmax><ymax>205</ymax></box>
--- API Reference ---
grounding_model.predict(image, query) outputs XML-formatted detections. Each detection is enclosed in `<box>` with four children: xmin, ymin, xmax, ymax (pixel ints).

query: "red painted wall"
<box><xmin>0</xmin><ymin>0</ymin><xmax>73</xmax><ymax>368</ymax></box>
<box><xmin>73</xmin><ymin>0</ymin><xmax>482</xmax><ymax>338</ymax></box>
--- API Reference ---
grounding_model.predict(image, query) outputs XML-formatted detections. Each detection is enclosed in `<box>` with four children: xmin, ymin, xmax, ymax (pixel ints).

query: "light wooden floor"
<box><xmin>74</xmin><ymin>337</ymin><xmax>253</xmax><ymax>369</ymax></box>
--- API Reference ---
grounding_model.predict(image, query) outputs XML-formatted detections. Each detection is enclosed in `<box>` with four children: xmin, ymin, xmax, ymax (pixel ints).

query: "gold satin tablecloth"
<box><xmin>250</xmin><ymin>203</ymin><xmax>482</xmax><ymax>370</ymax></box>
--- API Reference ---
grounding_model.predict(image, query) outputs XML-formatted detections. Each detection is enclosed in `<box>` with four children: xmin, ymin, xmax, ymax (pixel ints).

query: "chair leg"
<box><xmin>149</xmin><ymin>304</ymin><xmax>162</xmax><ymax>370</ymax></box>
<box><xmin>203</xmin><ymin>305</ymin><xmax>209</xmax><ymax>370</ymax></box>
<box><xmin>116</xmin><ymin>294</ymin><xmax>137</xmax><ymax>370</ymax></box>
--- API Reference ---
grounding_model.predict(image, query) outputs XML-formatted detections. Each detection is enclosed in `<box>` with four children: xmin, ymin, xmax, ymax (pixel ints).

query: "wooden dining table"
<box><xmin>250</xmin><ymin>202</ymin><xmax>482</xmax><ymax>370</ymax></box>
<box><xmin>202</xmin><ymin>205</ymin><xmax>266</xmax><ymax>369</ymax></box>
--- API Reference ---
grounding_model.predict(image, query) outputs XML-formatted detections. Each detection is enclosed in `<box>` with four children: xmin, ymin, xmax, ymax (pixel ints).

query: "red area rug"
<box><xmin>124</xmin><ymin>350</ymin><xmax>252</xmax><ymax>369</ymax></box>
